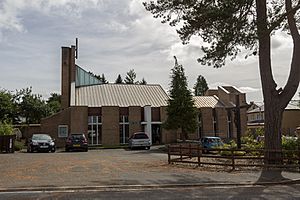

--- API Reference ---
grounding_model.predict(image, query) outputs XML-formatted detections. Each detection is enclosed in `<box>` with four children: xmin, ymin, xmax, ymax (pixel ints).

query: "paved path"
<box><xmin>0</xmin><ymin>146</ymin><xmax>300</xmax><ymax>191</ymax></box>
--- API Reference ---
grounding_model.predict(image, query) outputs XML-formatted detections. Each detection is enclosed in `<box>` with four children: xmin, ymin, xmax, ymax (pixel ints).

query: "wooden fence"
<box><xmin>168</xmin><ymin>143</ymin><xmax>300</xmax><ymax>170</ymax></box>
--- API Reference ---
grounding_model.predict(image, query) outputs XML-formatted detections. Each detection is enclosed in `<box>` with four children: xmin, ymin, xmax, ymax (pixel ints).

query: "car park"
<box><xmin>200</xmin><ymin>136</ymin><xmax>223</xmax><ymax>152</ymax></box>
<box><xmin>65</xmin><ymin>133</ymin><xmax>88</xmax><ymax>152</ymax></box>
<box><xmin>27</xmin><ymin>134</ymin><xmax>56</xmax><ymax>153</ymax></box>
<box><xmin>128</xmin><ymin>132</ymin><xmax>151</xmax><ymax>150</ymax></box>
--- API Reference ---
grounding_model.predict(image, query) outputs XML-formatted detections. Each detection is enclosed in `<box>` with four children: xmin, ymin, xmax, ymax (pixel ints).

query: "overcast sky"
<box><xmin>0</xmin><ymin>0</ymin><xmax>299</xmax><ymax>103</ymax></box>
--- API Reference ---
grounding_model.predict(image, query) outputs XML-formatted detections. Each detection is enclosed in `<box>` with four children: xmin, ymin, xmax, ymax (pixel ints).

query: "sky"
<box><xmin>0</xmin><ymin>0</ymin><xmax>299</xmax><ymax>103</ymax></box>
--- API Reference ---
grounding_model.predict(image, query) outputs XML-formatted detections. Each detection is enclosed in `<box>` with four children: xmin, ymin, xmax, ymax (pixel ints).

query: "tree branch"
<box><xmin>285</xmin><ymin>0</ymin><xmax>300</xmax><ymax>39</ymax></box>
<box><xmin>268</xmin><ymin>1</ymin><xmax>300</xmax><ymax>33</ymax></box>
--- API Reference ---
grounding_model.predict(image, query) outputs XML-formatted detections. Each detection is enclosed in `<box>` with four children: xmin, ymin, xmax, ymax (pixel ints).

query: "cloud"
<box><xmin>238</xmin><ymin>87</ymin><xmax>261</xmax><ymax>93</ymax></box>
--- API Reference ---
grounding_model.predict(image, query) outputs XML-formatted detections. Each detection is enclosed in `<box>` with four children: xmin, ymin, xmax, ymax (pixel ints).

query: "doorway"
<box><xmin>152</xmin><ymin>124</ymin><xmax>161</xmax><ymax>144</ymax></box>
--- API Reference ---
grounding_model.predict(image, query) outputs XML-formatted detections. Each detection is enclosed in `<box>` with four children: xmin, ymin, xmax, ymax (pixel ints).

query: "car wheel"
<box><xmin>65</xmin><ymin>148</ymin><xmax>69</xmax><ymax>152</ymax></box>
<box><xmin>51</xmin><ymin>148</ymin><xmax>56</xmax><ymax>153</ymax></box>
<box><xmin>145</xmin><ymin>146</ymin><xmax>150</xmax><ymax>150</ymax></box>
<box><xmin>27</xmin><ymin>146</ymin><xmax>32</xmax><ymax>153</ymax></box>
<box><xmin>85</xmin><ymin>148</ymin><xmax>88</xmax><ymax>152</ymax></box>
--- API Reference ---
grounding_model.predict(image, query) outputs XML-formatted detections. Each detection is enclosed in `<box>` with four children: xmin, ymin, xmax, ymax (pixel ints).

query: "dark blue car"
<box><xmin>200</xmin><ymin>136</ymin><xmax>223</xmax><ymax>152</ymax></box>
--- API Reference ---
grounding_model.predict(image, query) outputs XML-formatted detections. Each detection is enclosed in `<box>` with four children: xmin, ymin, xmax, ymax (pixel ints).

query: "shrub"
<box><xmin>14</xmin><ymin>141</ymin><xmax>25</xmax><ymax>151</ymax></box>
<box><xmin>0</xmin><ymin>121</ymin><xmax>13</xmax><ymax>136</ymax></box>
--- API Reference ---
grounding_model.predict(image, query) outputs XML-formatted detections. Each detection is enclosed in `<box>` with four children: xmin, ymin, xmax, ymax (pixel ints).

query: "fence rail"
<box><xmin>167</xmin><ymin>143</ymin><xmax>300</xmax><ymax>170</ymax></box>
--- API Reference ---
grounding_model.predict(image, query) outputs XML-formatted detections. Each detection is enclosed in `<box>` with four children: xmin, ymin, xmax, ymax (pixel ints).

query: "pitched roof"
<box><xmin>75</xmin><ymin>84</ymin><xmax>169</xmax><ymax>107</ymax></box>
<box><xmin>248</xmin><ymin>101</ymin><xmax>300</xmax><ymax>113</ymax></box>
<box><xmin>193</xmin><ymin>96</ymin><xmax>225</xmax><ymax>108</ymax></box>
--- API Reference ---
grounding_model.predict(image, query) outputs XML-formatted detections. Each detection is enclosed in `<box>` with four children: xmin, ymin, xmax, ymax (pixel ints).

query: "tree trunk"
<box><xmin>264</xmin><ymin>97</ymin><xmax>284</xmax><ymax>165</ymax></box>
<box><xmin>256</xmin><ymin>0</ymin><xmax>300</xmax><ymax>167</ymax></box>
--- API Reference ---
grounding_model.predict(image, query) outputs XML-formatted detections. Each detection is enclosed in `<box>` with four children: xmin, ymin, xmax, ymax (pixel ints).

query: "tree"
<box><xmin>194</xmin><ymin>75</ymin><xmax>209</xmax><ymax>96</ymax></box>
<box><xmin>140</xmin><ymin>78</ymin><xmax>147</xmax><ymax>85</ymax></box>
<box><xmin>115</xmin><ymin>74</ymin><xmax>123</xmax><ymax>84</ymax></box>
<box><xmin>94</xmin><ymin>73</ymin><xmax>108</xmax><ymax>84</ymax></box>
<box><xmin>99</xmin><ymin>73</ymin><xmax>109</xmax><ymax>84</ymax></box>
<box><xmin>164</xmin><ymin>56</ymin><xmax>198</xmax><ymax>141</ymax></box>
<box><xmin>124</xmin><ymin>69</ymin><xmax>137</xmax><ymax>84</ymax></box>
<box><xmin>47</xmin><ymin>93</ymin><xmax>61</xmax><ymax>115</ymax></box>
<box><xmin>0</xmin><ymin>90</ymin><xmax>15</xmax><ymax>122</ymax></box>
<box><xmin>16</xmin><ymin>88</ymin><xmax>50</xmax><ymax>124</ymax></box>
<box><xmin>144</xmin><ymin>0</ymin><xmax>300</xmax><ymax>165</ymax></box>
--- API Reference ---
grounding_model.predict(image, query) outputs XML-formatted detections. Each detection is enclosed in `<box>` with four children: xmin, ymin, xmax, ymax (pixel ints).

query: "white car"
<box><xmin>128</xmin><ymin>132</ymin><xmax>151</xmax><ymax>150</ymax></box>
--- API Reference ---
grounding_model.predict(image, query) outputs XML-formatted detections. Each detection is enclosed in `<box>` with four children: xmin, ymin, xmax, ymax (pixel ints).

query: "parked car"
<box><xmin>128</xmin><ymin>132</ymin><xmax>151</xmax><ymax>150</ymax></box>
<box><xmin>65</xmin><ymin>133</ymin><xmax>88</xmax><ymax>152</ymax></box>
<box><xmin>27</xmin><ymin>134</ymin><xmax>56</xmax><ymax>153</ymax></box>
<box><xmin>200</xmin><ymin>136</ymin><xmax>223</xmax><ymax>153</ymax></box>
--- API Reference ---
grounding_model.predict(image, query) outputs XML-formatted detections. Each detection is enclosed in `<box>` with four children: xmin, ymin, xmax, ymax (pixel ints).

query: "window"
<box><xmin>58</xmin><ymin>125</ymin><xmax>68</xmax><ymax>138</ymax></box>
<box><xmin>119</xmin><ymin>115</ymin><xmax>129</xmax><ymax>144</ymax></box>
<box><xmin>227</xmin><ymin>110</ymin><xmax>233</xmax><ymax>138</ymax></box>
<box><xmin>213</xmin><ymin>109</ymin><xmax>218</xmax><ymax>136</ymax></box>
<box><xmin>88</xmin><ymin>116</ymin><xmax>102</xmax><ymax>145</ymax></box>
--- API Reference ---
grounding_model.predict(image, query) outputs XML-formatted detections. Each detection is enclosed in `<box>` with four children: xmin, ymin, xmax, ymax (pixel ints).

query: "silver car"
<box><xmin>128</xmin><ymin>132</ymin><xmax>151</xmax><ymax>150</ymax></box>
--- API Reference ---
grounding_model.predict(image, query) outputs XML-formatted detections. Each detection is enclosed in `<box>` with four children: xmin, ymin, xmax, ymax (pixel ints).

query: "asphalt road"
<box><xmin>1</xmin><ymin>146</ymin><xmax>300</xmax><ymax>200</ymax></box>
<box><xmin>1</xmin><ymin>184</ymin><xmax>300</xmax><ymax>200</ymax></box>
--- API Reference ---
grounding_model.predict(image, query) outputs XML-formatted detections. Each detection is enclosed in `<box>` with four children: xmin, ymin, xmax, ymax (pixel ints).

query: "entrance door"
<box><xmin>152</xmin><ymin>124</ymin><xmax>161</xmax><ymax>144</ymax></box>
<box><xmin>88</xmin><ymin>116</ymin><xmax>102</xmax><ymax>145</ymax></box>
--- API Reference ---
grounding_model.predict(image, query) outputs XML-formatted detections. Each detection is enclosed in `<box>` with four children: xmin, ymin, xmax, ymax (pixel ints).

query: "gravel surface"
<box><xmin>0</xmin><ymin>146</ymin><xmax>299</xmax><ymax>189</ymax></box>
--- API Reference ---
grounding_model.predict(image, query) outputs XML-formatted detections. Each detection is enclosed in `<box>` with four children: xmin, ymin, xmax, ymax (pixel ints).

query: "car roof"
<box><xmin>32</xmin><ymin>133</ymin><xmax>50</xmax><ymax>136</ymax></box>
<box><xmin>133</xmin><ymin>132</ymin><xmax>147</xmax><ymax>135</ymax></box>
<box><xmin>202</xmin><ymin>136</ymin><xmax>221</xmax><ymax>139</ymax></box>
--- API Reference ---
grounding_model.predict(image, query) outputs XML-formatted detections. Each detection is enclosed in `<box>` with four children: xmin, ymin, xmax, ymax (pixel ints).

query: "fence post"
<box><xmin>298</xmin><ymin>149</ymin><xmax>300</xmax><ymax>170</ymax></box>
<box><xmin>180</xmin><ymin>144</ymin><xmax>182</xmax><ymax>161</ymax></box>
<box><xmin>198</xmin><ymin>145</ymin><xmax>201</xmax><ymax>167</ymax></box>
<box><xmin>168</xmin><ymin>145</ymin><xmax>171</xmax><ymax>164</ymax></box>
<box><xmin>231</xmin><ymin>149</ymin><xmax>235</xmax><ymax>170</ymax></box>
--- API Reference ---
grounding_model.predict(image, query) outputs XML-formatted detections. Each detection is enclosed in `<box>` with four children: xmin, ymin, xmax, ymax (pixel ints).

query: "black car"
<box><xmin>65</xmin><ymin>133</ymin><xmax>88</xmax><ymax>152</ymax></box>
<box><xmin>27</xmin><ymin>134</ymin><xmax>56</xmax><ymax>153</ymax></box>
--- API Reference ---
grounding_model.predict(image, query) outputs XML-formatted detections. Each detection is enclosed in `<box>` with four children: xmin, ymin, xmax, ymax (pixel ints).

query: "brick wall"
<box><xmin>102</xmin><ymin>106</ymin><xmax>119</xmax><ymax>145</ymax></box>
<box><xmin>129</xmin><ymin>106</ymin><xmax>142</xmax><ymax>136</ymax></box>
<box><xmin>40</xmin><ymin>106</ymin><xmax>88</xmax><ymax>147</ymax></box>
<box><xmin>201</xmin><ymin>108</ymin><xmax>214</xmax><ymax>136</ymax></box>
<box><xmin>70</xmin><ymin>106</ymin><xmax>88</xmax><ymax>135</ymax></box>
<box><xmin>216</xmin><ymin>107</ymin><xmax>227</xmax><ymax>138</ymax></box>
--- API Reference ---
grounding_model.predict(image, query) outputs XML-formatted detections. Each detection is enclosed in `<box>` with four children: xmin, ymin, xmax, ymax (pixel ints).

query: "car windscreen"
<box><xmin>71</xmin><ymin>134</ymin><xmax>85</xmax><ymax>139</ymax></box>
<box><xmin>32</xmin><ymin>134</ymin><xmax>51</xmax><ymax>140</ymax></box>
<box><xmin>134</xmin><ymin>134</ymin><xmax>149</xmax><ymax>139</ymax></box>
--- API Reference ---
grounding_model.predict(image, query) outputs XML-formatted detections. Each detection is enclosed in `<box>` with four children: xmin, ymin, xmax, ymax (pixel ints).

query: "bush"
<box><xmin>0</xmin><ymin>121</ymin><xmax>13</xmax><ymax>136</ymax></box>
<box><xmin>14</xmin><ymin>141</ymin><xmax>25</xmax><ymax>151</ymax></box>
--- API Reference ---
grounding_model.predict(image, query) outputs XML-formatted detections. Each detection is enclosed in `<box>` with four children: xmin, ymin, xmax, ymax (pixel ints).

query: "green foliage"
<box><xmin>140</xmin><ymin>78</ymin><xmax>147</xmax><ymax>85</ymax></box>
<box><xmin>144</xmin><ymin>1</ymin><xmax>300</xmax><ymax>68</ymax></box>
<box><xmin>47</xmin><ymin>93</ymin><xmax>61</xmax><ymax>115</ymax></box>
<box><xmin>125</xmin><ymin>69</ymin><xmax>137</xmax><ymax>84</ymax></box>
<box><xmin>0</xmin><ymin>121</ymin><xmax>14</xmax><ymax>136</ymax></box>
<box><xmin>144</xmin><ymin>0</ymin><xmax>258</xmax><ymax>68</ymax></box>
<box><xmin>99</xmin><ymin>74</ymin><xmax>109</xmax><ymax>84</ymax></box>
<box><xmin>16</xmin><ymin>87</ymin><xmax>50</xmax><ymax>124</ymax></box>
<box><xmin>0</xmin><ymin>90</ymin><xmax>16</xmax><ymax>122</ymax></box>
<box><xmin>14</xmin><ymin>140</ymin><xmax>25</xmax><ymax>151</ymax></box>
<box><xmin>115</xmin><ymin>74</ymin><xmax>123</xmax><ymax>84</ymax></box>
<box><xmin>193</xmin><ymin>75</ymin><xmax>209</xmax><ymax>96</ymax></box>
<box><xmin>164</xmin><ymin>57</ymin><xmax>198</xmax><ymax>140</ymax></box>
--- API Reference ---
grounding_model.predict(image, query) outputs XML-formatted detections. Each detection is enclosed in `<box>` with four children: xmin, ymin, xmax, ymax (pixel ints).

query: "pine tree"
<box><xmin>115</xmin><ymin>74</ymin><xmax>123</xmax><ymax>84</ymax></box>
<box><xmin>100</xmin><ymin>74</ymin><xmax>108</xmax><ymax>84</ymax></box>
<box><xmin>140</xmin><ymin>78</ymin><xmax>147</xmax><ymax>85</ymax></box>
<box><xmin>193</xmin><ymin>75</ymin><xmax>209</xmax><ymax>96</ymax></box>
<box><xmin>164</xmin><ymin>56</ymin><xmax>198</xmax><ymax>141</ymax></box>
<box><xmin>124</xmin><ymin>69</ymin><xmax>136</xmax><ymax>84</ymax></box>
